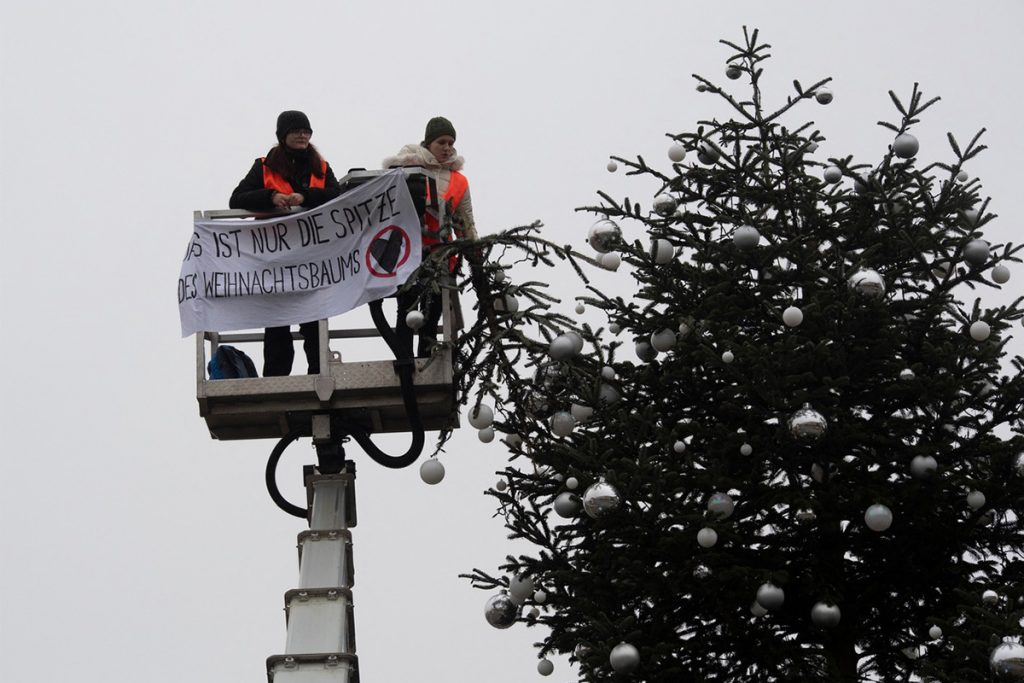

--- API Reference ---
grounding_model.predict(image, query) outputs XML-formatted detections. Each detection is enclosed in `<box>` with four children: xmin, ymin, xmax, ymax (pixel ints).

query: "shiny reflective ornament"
<box><xmin>484</xmin><ymin>592</ymin><xmax>518</xmax><ymax>629</ymax></box>
<box><xmin>733</xmin><ymin>225</ymin><xmax>761</xmax><ymax>249</ymax></box>
<box><xmin>534</xmin><ymin>590</ymin><xmax>547</xmax><ymax>604</ymax></box>
<box><xmin>574</xmin><ymin>302</ymin><xmax>585</xmax><ymax>314</ymax></box>
<box><xmin>668</xmin><ymin>143</ymin><xmax>687</xmax><ymax>162</ymax></box>
<box><xmin>783</xmin><ymin>306</ymin><xmax>804</xmax><ymax>327</ymax></box>
<box><xmin>601</xmin><ymin>365</ymin><xmax>616</xmax><ymax>380</ymax></box>
<box><xmin>823</xmin><ymin>165</ymin><xmax>842</xmax><ymax>183</ymax></box>
<box><xmin>893</xmin><ymin>133</ymin><xmax>919</xmax><ymax>158</ymax></box>
<box><xmin>740</xmin><ymin>443</ymin><xmax>753</xmax><ymax>456</ymax></box>
<box><xmin>550</xmin><ymin>411</ymin><xmax>575</xmax><ymax>437</ymax></box>
<box><xmin>707</xmin><ymin>492</ymin><xmax>735</xmax><ymax>519</ymax></box>
<box><xmin>405</xmin><ymin>309</ymin><xmax>425</xmax><ymax>331</ymax></box>
<box><xmin>967</xmin><ymin>490</ymin><xmax>986</xmax><ymax>510</ymax></box>
<box><xmin>957</xmin><ymin>169</ymin><xmax>969</xmax><ymax>182</ymax></box>
<box><xmin>788</xmin><ymin>403</ymin><xmax>828</xmax><ymax>442</ymax></box>
<box><xmin>635</xmin><ymin>340</ymin><xmax>657</xmax><ymax>362</ymax></box>
<box><xmin>651</xmin><ymin>328</ymin><xmax>677</xmax><ymax>352</ymax></box>
<box><xmin>468</xmin><ymin>404</ymin><xmax>494</xmax><ymax>429</ymax></box>
<box><xmin>673</xmin><ymin>440</ymin><xmax>686</xmax><ymax>454</ymax></box>
<box><xmin>750</xmin><ymin>601</ymin><xmax>768</xmax><ymax>617</ymax></box>
<box><xmin>587</xmin><ymin>220</ymin><xmax>621</xmax><ymax>254</ymax></box>
<box><xmin>756</xmin><ymin>582</ymin><xmax>785</xmax><ymax>610</ymax></box>
<box><xmin>537</xmin><ymin>659</ymin><xmax>554</xmax><ymax>676</ymax></box>
<box><xmin>811</xmin><ymin>602</ymin><xmax>841</xmax><ymax>628</ymax></box>
<box><xmin>570</xmin><ymin>403</ymin><xmax>593</xmax><ymax>423</ymax></box>
<box><xmin>549</xmin><ymin>334</ymin><xmax>577</xmax><ymax>360</ymax></box>
<box><xmin>697</xmin><ymin>527</ymin><xmax>718</xmax><ymax>548</ymax></box>
<box><xmin>992</xmin><ymin>264</ymin><xmax>1011</xmax><ymax>284</ymax></box>
<box><xmin>900</xmin><ymin>368</ymin><xmax>916</xmax><ymax>381</ymax></box>
<box><xmin>970</xmin><ymin>321</ymin><xmax>991</xmax><ymax>342</ymax></box>
<box><xmin>983</xmin><ymin>589</ymin><xmax>1000</xmax><ymax>606</ymax></box>
<box><xmin>606</xmin><ymin>160</ymin><xmax>618</xmax><ymax>173</ymax></box>
<box><xmin>420</xmin><ymin>458</ymin><xmax>445</xmax><ymax>485</ymax></box>
<box><xmin>698</xmin><ymin>141</ymin><xmax>720</xmax><ymax>165</ymax></box>
<box><xmin>650</xmin><ymin>238</ymin><xmax>674</xmax><ymax>264</ymax></box>
<box><xmin>495</xmin><ymin>479</ymin><xmax>508</xmax><ymax>491</ymax></box>
<box><xmin>848</xmin><ymin>268</ymin><xmax>886</xmax><ymax>297</ymax></box>
<box><xmin>815</xmin><ymin>87</ymin><xmax>833</xmax><ymax>104</ymax></box>
<box><xmin>726</xmin><ymin>64</ymin><xmax>742</xmax><ymax>79</ymax></box>
<box><xmin>910</xmin><ymin>455</ymin><xmax>937</xmax><ymax>479</ymax></box>
<box><xmin>652</xmin><ymin>194</ymin><xmax>678</xmax><ymax>217</ymax></box>
<box><xmin>508</xmin><ymin>574</ymin><xmax>535</xmax><ymax>604</ymax></box>
<box><xmin>964</xmin><ymin>239</ymin><xmax>991</xmax><ymax>266</ymax></box>
<box><xmin>583</xmin><ymin>480</ymin><xmax>622</xmax><ymax>519</ymax></box>
<box><xmin>721</xmin><ymin>350</ymin><xmax>735</xmax><ymax>363</ymax></box>
<box><xmin>599</xmin><ymin>252</ymin><xmax>621</xmax><ymax>271</ymax></box>
<box><xmin>931</xmin><ymin>259</ymin><xmax>951</xmax><ymax>278</ymax></box>
<box><xmin>693</xmin><ymin>564</ymin><xmax>711</xmax><ymax>579</ymax></box>
<box><xmin>608</xmin><ymin>322</ymin><xmax>621</xmax><ymax>334</ymax></box>
<box><xmin>554</xmin><ymin>492</ymin><xmax>580</xmax><ymax>519</ymax></box>
<box><xmin>806</xmin><ymin>141</ymin><xmax>819</xmax><ymax>153</ymax></box>
<box><xmin>990</xmin><ymin>641</ymin><xmax>1024</xmax><ymax>679</ymax></box>
<box><xmin>478</xmin><ymin>426</ymin><xmax>495</xmax><ymax>443</ymax></box>
<box><xmin>494</xmin><ymin>294</ymin><xmax>519</xmax><ymax>313</ymax></box>
<box><xmin>928</xmin><ymin>625</ymin><xmax>942</xmax><ymax>640</ymax></box>
<box><xmin>609</xmin><ymin>642</ymin><xmax>640</xmax><ymax>673</ymax></box>
<box><xmin>566</xmin><ymin>476</ymin><xmax>579</xmax><ymax>490</ymax></box>
<box><xmin>864</xmin><ymin>503</ymin><xmax>893</xmax><ymax>532</ymax></box>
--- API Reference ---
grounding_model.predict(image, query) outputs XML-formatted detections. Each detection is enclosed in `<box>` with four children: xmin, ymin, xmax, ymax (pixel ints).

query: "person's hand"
<box><xmin>271</xmin><ymin>192</ymin><xmax>290</xmax><ymax>209</ymax></box>
<box><xmin>285</xmin><ymin>193</ymin><xmax>305</xmax><ymax>207</ymax></box>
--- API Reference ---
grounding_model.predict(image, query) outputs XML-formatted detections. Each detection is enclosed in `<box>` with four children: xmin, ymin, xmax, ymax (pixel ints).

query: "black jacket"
<box><xmin>229</xmin><ymin>149</ymin><xmax>341</xmax><ymax>211</ymax></box>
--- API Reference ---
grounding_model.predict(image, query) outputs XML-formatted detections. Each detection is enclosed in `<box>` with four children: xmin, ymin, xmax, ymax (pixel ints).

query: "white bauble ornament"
<box><xmin>493</xmin><ymin>268</ymin><xmax>506</xmax><ymax>283</ymax></box>
<box><xmin>566</xmin><ymin>476</ymin><xmax>579</xmax><ymax>490</ymax></box>
<box><xmin>652</xmin><ymin>194</ymin><xmax>678</xmax><ymax>217</ymax></box>
<box><xmin>494</xmin><ymin>294</ymin><xmax>519</xmax><ymax>313</ymax></box>
<box><xmin>419</xmin><ymin>458</ymin><xmax>445</xmax><ymax>485</ymax></box>
<box><xmin>788</xmin><ymin>403</ymin><xmax>827</xmax><ymax>442</ymax></box>
<box><xmin>651</xmin><ymin>238</ymin><xmax>674</xmax><ymax>264</ymax></box>
<box><xmin>756</xmin><ymin>582</ymin><xmax>785</xmax><ymax>610</ymax></box>
<box><xmin>893</xmin><ymin>133</ymin><xmax>919</xmax><ymax>158</ymax></box>
<box><xmin>673</xmin><ymin>440</ymin><xmax>686</xmax><ymax>454</ymax></box>
<box><xmin>697</xmin><ymin>527</ymin><xmax>718</xmax><ymax>548</ymax></box>
<box><xmin>848</xmin><ymin>268</ymin><xmax>886</xmax><ymax>298</ymax></box>
<box><xmin>534</xmin><ymin>590</ymin><xmax>547</xmax><ymax>604</ymax></box>
<box><xmin>707</xmin><ymin>492</ymin><xmax>735</xmax><ymax>519</ymax></box>
<box><xmin>967</xmin><ymin>490</ymin><xmax>986</xmax><ymax>510</ymax></box>
<box><xmin>583</xmin><ymin>479</ymin><xmax>621</xmax><ymax>518</ymax></box>
<box><xmin>609</xmin><ymin>642</ymin><xmax>640</xmax><ymax>673</ymax></box>
<box><xmin>468</xmin><ymin>404</ymin><xmax>494</xmax><ymax>429</ymax></box>
<box><xmin>900</xmin><ymin>368</ymin><xmax>916</xmax><ymax>381</ymax></box>
<box><xmin>651</xmin><ymin>328</ymin><xmax>677</xmax><ymax>352</ymax></box>
<box><xmin>635</xmin><ymin>340</ymin><xmax>657</xmax><ymax>362</ymax></box>
<box><xmin>608</xmin><ymin>322</ymin><xmax>621</xmax><ymax>334</ymax></box>
<box><xmin>957</xmin><ymin>169</ymin><xmax>969</xmax><ymax>182</ymax></box>
<box><xmin>478</xmin><ymin>427</ymin><xmax>495</xmax><ymax>443</ymax></box>
<box><xmin>806</xmin><ymin>141</ymin><xmax>819</xmax><ymax>152</ymax></box>
<box><xmin>910</xmin><ymin>455</ymin><xmax>937</xmax><ymax>479</ymax></box>
<box><xmin>598</xmin><ymin>384</ymin><xmax>620</xmax><ymax>405</ymax></box>
<box><xmin>678</xmin><ymin>320</ymin><xmax>692</xmax><ymax>337</ymax></box>
<box><xmin>587</xmin><ymin>220</ymin><xmax>621</xmax><ymax>254</ymax></box>
<box><xmin>726</xmin><ymin>65</ymin><xmax>742</xmax><ymax>80</ymax></box>
<box><xmin>823</xmin><ymin>166</ymin><xmax>842</xmax><ymax>184</ymax></box>
<box><xmin>668</xmin><ymin>143</ymin><xmax>687</xmax><ymax>162</ymax></box>
<box><xmin>992</xmin><ymin>265</ymin><xmax>1011</xmax><ymax>284</ymax></box>
<box><xmin>815</xmin><ymin>87</ymin><xmax>833</xmax><ymax>104</ymax></box>
<box><xmin>508</xmin><ymin>574</ymin><xmax>535</xmax><ymax>604</ymax></box>
<box><xmin>740</xmin><ymin>443</ymin><xmax>753</xmax><ymax>456</ymax></box>
<box><xmin>570</xmin><ymin>404</ymin><xmax>593</xmax><ymax>423</ymax></box>
<box><xmin>864</xmin><ymin>503</ymin><xmax>893</xmax><ymax>532</ymax></box>
<box><xmin>549</xmin><ymin>334</ymin><xmax>577</xmax><ymax>361</ymax></box>
<box><xmin>537</xmin><ymin>659</ymin><xmax>554</xmax><ymax>676</ymax></box>
<box><xmin>484</xmin><ymin>592</ymin><xmax>518</xmax><ymax>628</ymax></box>
<box><xmin>606</xmin><ymin>160</ymin><xmax>618</xmax><ymax>173</ymax></box>
<box><xmin>964</xmin><ymin>239</ymin><xmax>991</xmax><ymax>267</ymax></box>
<box><xmin>783</xmin><ymin>306</ymin><xmax>804</xmax><ymax>327</ymax></box>
<box><xmin>811</xmin><ymin>602</ymin><xmax>842</xmax><ymax>628</ymax></box>
<box><xmin>750</xmin><ymin>601</ymin><xmax>768</xmax><ymax>617</ymax></box>
<box><xmin>721</xmin><ymin>350</ymin><xmax>735</xmax><ymax>363</ymax></box>
<box><xmin>928</xmin><ymin>625</ymin><xmax>943</xmax><ymax>640</ymax></box>
<box><xmin>599</xmin><ymin>252</ymin><xmax>621</xmax><ymax>271</ymax></box>
<box><xmin>990</xmin><ymin>641</ymin><xmax>1024</xmax><ymax>679</ymax></box>
<box><xmin>550</xmin><ymin>411</ymin><xmax>576</xmax><ymax>437</ymax></box>
<box><xmin>574</xmin><ymin>302</ymin><xmax>585</xmax><ymax>314</ymax></box>
<box><xmin>733</xmin><ymin>225</ymin><xmax>761</xmax><ymax>249</ymax></box>
<box><xmin>983</xmin><ymin>590</ymin><xmax>1000</xmax><ymax>606</ymax></box>
<box><xmin>405</xmin><ymin>309</ymin><xmax>425</xmax><ymax>331</ymax></box>
<box><xmin>970</xmin><ymin>321</ymin><xmax>991</xmax><ymax>342</ymax></box>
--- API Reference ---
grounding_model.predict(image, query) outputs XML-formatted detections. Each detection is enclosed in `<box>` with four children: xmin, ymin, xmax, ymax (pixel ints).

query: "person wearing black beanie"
<box><xmin>229</xmin><ymin>110</ymin><xmax>343</xmax><ymax>376</ymax></box>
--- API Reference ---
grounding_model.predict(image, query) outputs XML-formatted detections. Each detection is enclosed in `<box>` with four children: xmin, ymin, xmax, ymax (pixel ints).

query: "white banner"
<box><xmin>178</xmin><ymin>170</ymin><xmax>422</xmax><ymax>337</ymax></box>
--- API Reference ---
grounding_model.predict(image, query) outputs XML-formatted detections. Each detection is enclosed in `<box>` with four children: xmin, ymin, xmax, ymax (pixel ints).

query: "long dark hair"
<box><xmin>264</xmin><ymin>143</ymin><xmax>326</xmax><ymax>181</ymax></box>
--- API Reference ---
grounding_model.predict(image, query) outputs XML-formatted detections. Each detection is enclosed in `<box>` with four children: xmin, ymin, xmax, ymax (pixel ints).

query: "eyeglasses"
<box><xmin>287</xmin><ymin>129</ymin><xmax>312</xmax><ymax>137</ymax></box>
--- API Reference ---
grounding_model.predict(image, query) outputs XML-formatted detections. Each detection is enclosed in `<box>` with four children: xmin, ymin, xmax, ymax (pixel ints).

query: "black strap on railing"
<box><xmin>266</xmin><ymin>431</ymin><xmax>307</xmax><ymax>518</ymax></box>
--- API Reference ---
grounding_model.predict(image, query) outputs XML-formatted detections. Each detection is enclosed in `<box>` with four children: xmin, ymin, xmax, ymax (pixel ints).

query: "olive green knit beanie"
<box><xmin>423</xmin><ymin>116</ymin><xmax>456</xmax><ymax>145</ymax></box>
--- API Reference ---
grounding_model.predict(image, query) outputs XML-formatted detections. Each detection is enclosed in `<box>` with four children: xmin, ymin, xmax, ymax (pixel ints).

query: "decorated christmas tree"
<box><xmin>425</xmin><ymin>28</ymin><xmax>1024</xmax><ymax>683</ymax></box>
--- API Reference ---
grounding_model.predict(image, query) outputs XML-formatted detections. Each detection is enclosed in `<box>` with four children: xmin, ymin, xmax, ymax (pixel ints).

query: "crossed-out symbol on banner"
<box><xmin>366</xmin><ymin>225</ymin><xmax>413</xmax><ymax>278</ymax></box>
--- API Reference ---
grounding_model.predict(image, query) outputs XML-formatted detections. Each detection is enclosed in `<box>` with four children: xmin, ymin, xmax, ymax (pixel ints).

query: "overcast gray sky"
<box><xmin>2</xmin><ymin>1</ymin><xmax>1022</xmax><ymax>681</ymax></box>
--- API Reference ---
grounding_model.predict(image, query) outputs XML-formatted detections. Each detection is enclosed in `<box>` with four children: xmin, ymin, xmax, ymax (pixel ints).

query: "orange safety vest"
<box><xmin>260</xmin><ymin>157</ymin><xmax>327</xmax><ymax>194</ymax></box>
<box><xmin>422</xmin><ymin>170</ymin><xmax>468</xmax><ymax>246</ymax></box>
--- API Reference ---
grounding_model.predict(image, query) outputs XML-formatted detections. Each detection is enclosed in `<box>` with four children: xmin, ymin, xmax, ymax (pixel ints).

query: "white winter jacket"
<box><xmin>382</xmin><ymin>144</ymin><xmax>478</xmax><ymax>240</ymax></box>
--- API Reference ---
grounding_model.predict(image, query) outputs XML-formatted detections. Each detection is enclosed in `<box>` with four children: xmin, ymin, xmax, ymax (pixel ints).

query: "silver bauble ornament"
<box><xmin>964</xmin><ymin>239</ymin><xmax>991</xmax><ymax>266</ymax></box>
<box><xmin>583</xmin><ymin>480</ymin><xmax>622</xmax><ymax>518</ymax></box>
<box><xmin>608</xmin><ymin>322</ymin><xmax>621</xmax><ymax>334</ymax></box>
<box><xmin>900</xmin><ymin>368</ymin><xmax>916</xmax><ymax>381</ymax></box>
<box><xmin>848</xmin><ymin>268</ymin><xmax>886</xmax><ymax>297</ymax></box>
<box><xmin>673</xmin><ymin>440</ymin><xmax>686</xmax><ymax>454</ymax></box>
<box><xmin>893</xmin><ymin>133</ymin><xmax>919</xmax><ymax>158</ymax></box>
<box><xmin>587</xmin><ymin>220</ymin><xmax>621</xmax><ymax>254</ymax></box>
<box><xmin>823</xmin><ymin>165</ymin><xmax>842</xmax><ymax>183</ymax></box>
<box><xmin>598</xmin><ymin>384</ymin><xmax>620</xmax><ymax>405</ymax></box>
<box><xmin>698</xmin><ymin>141</ymin><xmax>720</xmax><ymax>164</ymax></box>
<box><xmin>707</xmin><ymin>492</ymin><xmax>735</xmax><ymax>519</ymax></box>
<box><xmin>990</xmin><ymin>641</ymin><xmax>1024</xmax><ymax>679</ymax></box>
<box><xmin>606</xmin><ymin>160</ymin><xmax>618</xmax><ymax>173</ymax></box>
<box><xmin>726</xmin><ymin>65</ymin><xmax>742</xmax><ymax>80</ymax></box>
<box><xmin>733</xmin><ymin>225</ymin><xmax>761</xmax><ymax>249</ymax></box>
<box><xmin>957</xmin><ymin>169</ymin><xmax>969</xmax><ymax>182</ymax></box>
<box><xmin>599</xmin><ymin>252</ymin><xmax>621</xmax><ymax>271</ymax></box>
<box><xmin>740</xmin><ymin>443</ymin><xmax>753</xmax><ymax>456</ymax></box>
<box><xmin>928</xmin><ymin>625</ymin><xmax>943</xmax><ymax>640</ymax></box>
<box><xmin>782</xmin><ymin>306</ymin><xmax>804</xmax><ymax>327</ymax></box>
<box><xmin>697</xmin><ymin>527</ymin><xmax>718</xmax><ymax>548</ymax></box>
<box><xmin>609</xmin><ymin>642</ymin><xmax>640</xmax><ymax>673</ymax></box>
<box><xmin>970</xmin><ymin>321</ymin><xmax>991</xmax><ymax>342</ymax></box>
<box><xmin>478</xmin><ymin>426</ymin><xmax>495</xmax><ymax>443</ymax></box>
<box><xmin>493</xmin><ymin>268</ymin><xmax>506</xmax><ymax>283</ymax></box>
<box><xmin>961</xmin><ymin>207</ymin><xmax>982</xmax><ymax>226</ymax></box>
<box><xmin>494</xmin><ymin>294</ymin><xmax>519</xmax><ymax>313</ymax></box>
<box><xmin>549</xmin><ymin>334</ymin><xmax>577</xmax><ymax>361</ymax></box>
<box><xmin>788</xmin><ymin>403</ymin><xmax>828</xmax><ymax>442</ymax></box>
<box><xmin>721</xmin><ymin>350</ymin><xmax>735</xmax><ymax>364</ymax></box>
<box><xmin>650</xmin><ymin>238</ymin><xmax>674</xmax><ymax>264</ymax></box>
<box><xmin>537</xmin><ymin>659</ymin><xmax>554</xmax><ymax>676</ymax></box>
<box><xmin>570</xmin><ymin>403</ymin><xmax>593</xmax><ymax>422</ymax></box>
<box><xmin>652</xmin><ymin>194</ymin><xmax>678</xmax><ymax>217</ymax></box>
<box><xmin>864</xmin><ymin>503</ymin><xmax>893</xmax><ymax>532</ymax></box>
<box><xmin>550</xmin><ymin>411</ymin><xmax>575</xmax><ymax>437</ymax></box>
<box><xmin>574</xmin><ymin>302</ymin><xmax>585</xmax><ymax>314</ymax></box>
<box><xmin>810</xmin><ymin>602</ymin><xmax>841</xmax><ymax>628</ymax></box>
<box><xmin>635</xmin><ymin>340</ymin><xmax>657</xmax><ymax>362</ymax></box>
<box><xmin>668</xmin><ymin>143</ymin><xmax>687</xmax><ymax>162</ymax></box>
<box><xmin>756</xmin><ymin>582</ymin><xmax>785</xmax><ymax>610</ymax></box>
<box><xmin>566</xmin><ymin>476</ymin><xmax>579</xmax><ymax>490</ymax></box>
<box><xmin>750</xmin><ymin>601</ymin><xmax>768</xmax><ymax>617</ymax></box>
<box><xmin>815</xmin><ymin>87</ymin><xmax>833</xmax><ymax>104</ymax></box>
<box><xmin>992</xmin><ymin>265</ymin><xmax>1011</xmax><ymax>284</ymax></box>
<box><xmin>601</xmin><ymin>365</ymin><xmax>616</xmax><ymax>380</ymax></box>
<box><xmin>508</xmin><ymin>574</ymin><xmax>535</xmax><ymax>604</ymax></box>
<box><xmin>534</xmin><ymin>590</ymin><xmax>547</xmax><ymax>604</ymax></box>
<box><xmin>468</xmin><ymin>404</ymin><xmax>494</xmax><ymax>429</ymax></box>
<box><xmin>420</xmin><ymin>458</ymin><xmax>445</xmax><ymax>485</ymax></box>
<box><xmin>910</xmin><ymin>455</ymin><xmax>937</xmax><ymax>479</ymax></box>
<box><xmin>967</xmin><ymin>489</ymin><xmax>986</xmax><ymax>510</ymax></box>
<box><xmin>650</xmin><ymin>328</ymin><xmax>677</xmax><ymax>352</ymax></box>
<box><xmin>405</xmin><ymin>309</ymin><xmax>425</xmax><ymax>331</ymax></box>
<box><xmin>983</xmin><ymin>589</ymin><xmax>1000</xmax><ymax>606</ymax></box>
<box><xmin>484</xmin><ymin>592</ymin><xmax>518</xmax><ymax>628</ymax></box>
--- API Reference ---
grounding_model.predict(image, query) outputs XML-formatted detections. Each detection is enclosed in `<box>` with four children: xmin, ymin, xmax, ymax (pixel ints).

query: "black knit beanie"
<box><xmin>423</xmin><ymin>116</ymin><xmax>456</xmax><ymax>145</ymax></box>
<box><xmin>276</xmin><ymin>110</ymin><xmax>312</xmax><ymax>141</ymax></box>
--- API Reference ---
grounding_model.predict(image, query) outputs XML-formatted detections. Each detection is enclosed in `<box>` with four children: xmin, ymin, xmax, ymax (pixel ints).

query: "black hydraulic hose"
<box><xmin>265</xmin><ymin>431</ymin><xmax>308</xmax><ymax>518</ymax></box>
